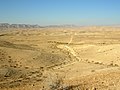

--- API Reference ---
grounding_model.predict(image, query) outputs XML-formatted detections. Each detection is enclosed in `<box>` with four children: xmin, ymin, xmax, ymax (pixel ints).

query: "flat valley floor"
<box><xmin>0</xmin><ymin>26</ymin><xmax>120</xmax><ymax>90</ymax></box>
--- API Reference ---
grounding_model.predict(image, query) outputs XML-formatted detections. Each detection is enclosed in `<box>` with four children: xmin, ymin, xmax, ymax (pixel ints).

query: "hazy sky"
<box><xmin>0</xmin><ymin>0</ymin><xmax>120</xmax><ymax>25</ymax></box>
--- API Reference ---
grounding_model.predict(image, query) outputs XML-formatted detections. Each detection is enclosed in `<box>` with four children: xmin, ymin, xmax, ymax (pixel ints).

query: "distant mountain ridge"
<box><xmin>0</xmin><ymin>23</ymin><xmax>43</xmax><ymax>28</ymax></box>
<box><xmin>0</xmin><ymin>23</ymin><xmax>77</xmax><ymax>29</ymax></box>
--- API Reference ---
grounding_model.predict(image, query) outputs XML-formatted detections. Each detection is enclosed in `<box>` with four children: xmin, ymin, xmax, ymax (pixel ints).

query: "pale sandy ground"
<box><xmin>0</xmin><ymin>26</ymin><xmax>120</xmax><ymax>90</ymax></box>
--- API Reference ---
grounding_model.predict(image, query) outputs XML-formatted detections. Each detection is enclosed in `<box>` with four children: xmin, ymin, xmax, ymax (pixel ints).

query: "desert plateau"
<box><xmin>0</xmin><ymin>26</ymin><xmax>120</xmax><ymax>90</ymax></box>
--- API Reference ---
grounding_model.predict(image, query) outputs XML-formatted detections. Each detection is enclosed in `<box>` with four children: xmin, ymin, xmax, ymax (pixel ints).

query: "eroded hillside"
<box><xmin>0</xmin><ymin>27</ymin><xmax>120</xmax><ymax>90</ymax></box>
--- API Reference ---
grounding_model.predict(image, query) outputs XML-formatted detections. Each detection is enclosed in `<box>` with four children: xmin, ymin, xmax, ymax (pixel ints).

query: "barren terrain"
<box><xmin>0</xmin><ymin>26</ymin><xmax>120</xmax><ymax>90</ymax></box>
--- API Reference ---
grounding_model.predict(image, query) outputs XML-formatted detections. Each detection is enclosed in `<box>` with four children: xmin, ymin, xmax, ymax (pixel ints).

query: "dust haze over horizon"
<box><xmin>0</xmin><ymin>0</ymin><xmax>120</xmax><ymax>26</ymax></box>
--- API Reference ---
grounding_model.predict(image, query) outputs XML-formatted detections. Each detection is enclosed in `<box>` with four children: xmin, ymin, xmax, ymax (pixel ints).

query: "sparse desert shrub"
<box><xmin>91</xmin><ymin>70</ymin><xmax>95</xmax><ymax>72</ymax></box>
<box><xmin>108</xmin><ymin>63</ymin><xmax>119</xmax><ymax>67</ymax></box>
<box><xmin>114</xmin><ymin>64</ymin><xmax>119</xmax><ymax>67</ymax></box>
<box><xmin>88</xmin><ymin>61</ymin><xmax>91</xmax><ymax>63</ymax></box>
<box><xmin>94</xmin><ymin>62</ymin><xmax>99</xmax><ymax>64</ymax></box>
<box><xmin>109</xmin><ymin>62</ymin><xmax>114</xmax><ymax>66</ymax></box>
<box><xmin>49</xmin><ymin>78</ymin><xmax>64</xmax><ymax>90</ymax></box>
<box><xmin>43</xmin><ymin>72</ymin><xmax>66</xmax><ymax>90</ymax></box>
<box><xmin>61</xmin><ymin>84</ymin><xmax>80</xmax><ymax>90</ymax></box>
<box><xmin>8</xmin><ymin>56</ymin><xmax>11</xmax><ymax>58</ymax></box>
